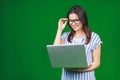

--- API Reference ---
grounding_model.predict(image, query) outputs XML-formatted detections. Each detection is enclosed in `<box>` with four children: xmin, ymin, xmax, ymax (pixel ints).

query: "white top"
<box><xmin>61</xmin><ymin>31</ymin><xmax>103</xmax><ymax>80</ymax></box>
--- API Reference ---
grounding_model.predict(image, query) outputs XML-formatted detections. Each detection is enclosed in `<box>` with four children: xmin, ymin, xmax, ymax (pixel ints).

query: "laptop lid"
<box><xmin>46</xmin><ymin>44</ymin><xmax>88</xmax><ymax>68</ymax></box>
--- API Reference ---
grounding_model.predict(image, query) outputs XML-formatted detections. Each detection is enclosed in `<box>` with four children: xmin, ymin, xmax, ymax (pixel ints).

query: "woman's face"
<box><xmin>68</xmin><ymin>13</ymin><xmax>83</xmax><ymax>31</ymax></box>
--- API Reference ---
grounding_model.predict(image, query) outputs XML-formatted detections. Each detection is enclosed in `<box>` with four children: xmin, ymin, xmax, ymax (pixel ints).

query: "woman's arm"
<box><xmin>53</xmin><ymin>18</ymin><xmax>67</xmax><ymax>45</ymax></box>
<box><xmin>53</xmin><ymin>30</ymin><xmax>64</xmax><ymax>45</ymax></box>
<box><xmin>66</xmin><ymin>44</ymin><xmax>101</xmax><ymax>72</ymax></box>
<box><xmin>80</xmin><ymin>45</ymin><xmax>101</xmax><ymax>72</ymax></box>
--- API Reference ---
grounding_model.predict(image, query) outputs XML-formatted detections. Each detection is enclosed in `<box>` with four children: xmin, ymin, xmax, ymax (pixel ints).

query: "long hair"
<box><xmin>66</xmin><ymin>5</ymin><xmax>91</xmax><ymax>44</ymax></box>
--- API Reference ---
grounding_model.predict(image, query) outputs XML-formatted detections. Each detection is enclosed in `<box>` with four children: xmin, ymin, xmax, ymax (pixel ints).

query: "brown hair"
<box><xmin>67</xmin><ymin>5</ymin><xmax>91</xmax><ymax>44</ymax></box>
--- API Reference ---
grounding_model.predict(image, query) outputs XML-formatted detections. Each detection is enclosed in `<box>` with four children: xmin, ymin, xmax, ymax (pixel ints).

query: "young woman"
<box><xmin>54</xmin><ymin>5</ymin><xmax>102</xmax><ymax>80</ymax></box>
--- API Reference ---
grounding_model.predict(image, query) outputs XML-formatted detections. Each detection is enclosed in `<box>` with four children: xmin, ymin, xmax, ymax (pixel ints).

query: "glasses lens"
<box><xmin>69</xmin><ymin>20</ymin><xmax>73</xmax><ymax>24</ymax></box>
<box><xmin>75</xmin><ymin>20</ymin><xmax>80</xmax><ymax>24</ymax></box>
<box><xmin>69</xmin><ymin>19</ymin><xmax>80</xmax><ymax>24</ymax></box>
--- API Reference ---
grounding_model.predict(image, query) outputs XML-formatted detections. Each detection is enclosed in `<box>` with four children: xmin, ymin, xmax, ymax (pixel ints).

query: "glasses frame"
<box><xmin>68</xmin><ymin>19</ymin><xmax>81</xmax><ymax>24</ymax></box>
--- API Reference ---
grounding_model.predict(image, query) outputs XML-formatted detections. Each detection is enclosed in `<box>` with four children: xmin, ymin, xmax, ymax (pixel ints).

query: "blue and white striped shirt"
<box><xmin>61</xmin><ymin>31</ymin><xmax>102</xmax><ymax>80</ymax></box>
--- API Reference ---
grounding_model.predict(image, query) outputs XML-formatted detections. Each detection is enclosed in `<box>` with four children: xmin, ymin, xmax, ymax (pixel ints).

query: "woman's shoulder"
<box><xmin>61</xmin><ymin>31</ymin><xmax>70</xmax><ymax>39</ymax></box>
<box><xmin>90</xmin><ymin>31</ymin><xmax>102</xmax><ymax>43</ymax></box>
<box><xmin>91</xmin><ymin>31</ymin><xmax>101</xmax><ymax>38</ymax></box>
<box><xmin>62</xmin><ymin>31</ymin><xmax>70</xmax><ymax>36</ymax></box>
<box><xmin>90</xmin><ymin>31</ymin><xmax>103</xmax><ymax>50</ymax></box>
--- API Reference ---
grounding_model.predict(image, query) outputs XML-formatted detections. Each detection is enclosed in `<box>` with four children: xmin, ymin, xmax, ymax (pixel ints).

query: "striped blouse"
<box><xmin>61</xmin><ymin>31</ymin><xmax>102</xmax><ymax>80</ymax></box>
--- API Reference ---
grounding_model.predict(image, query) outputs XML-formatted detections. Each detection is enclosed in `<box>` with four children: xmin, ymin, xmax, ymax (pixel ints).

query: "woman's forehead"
<box><xmin>69</xmin><ymin>13</ymin><xmax>79</xmax><ymax>19</ymax></box>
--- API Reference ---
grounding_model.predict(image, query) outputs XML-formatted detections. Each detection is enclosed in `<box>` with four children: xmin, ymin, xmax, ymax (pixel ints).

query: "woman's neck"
<box><xmin>75</xmin><ymin>30</ymin><xmax>85</xmax><ymax>38</ymax></box>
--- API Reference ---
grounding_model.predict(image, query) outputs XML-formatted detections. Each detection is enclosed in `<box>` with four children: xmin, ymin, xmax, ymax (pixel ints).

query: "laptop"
<box><xmin>46</xmin><ymin>44</ymin><xmax>88</xmax><ymax>68</ymax></box>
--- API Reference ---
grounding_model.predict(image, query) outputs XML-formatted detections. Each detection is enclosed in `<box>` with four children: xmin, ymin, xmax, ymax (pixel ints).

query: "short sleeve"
<box><xmin>61</xmin><ymin>32</ymin><xmax>70</xmax><ymax>41</ymax></box>
<box><xmin>91</xmin><ymin>32</ymin><xmax>103</xmax><ymax>51</ymax></box>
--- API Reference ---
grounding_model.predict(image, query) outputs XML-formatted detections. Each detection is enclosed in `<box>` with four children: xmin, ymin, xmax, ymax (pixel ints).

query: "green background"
<box><xmin>0</xmin><ymin>0</ymin><xmax>120</xmax><ymax>80</ymax></box>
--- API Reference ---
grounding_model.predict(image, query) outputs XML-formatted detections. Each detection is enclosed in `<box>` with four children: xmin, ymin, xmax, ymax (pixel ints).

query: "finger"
<box><xmin>64</xmin><ymin>20</ymin><xmax>68</xmax><ymax>25</ymax></box>
<box><xmin>60</xmin><ymin>18</ymin><xmax>68</xmax><ymax>21</ymax></box>
<box><xmin>58</xmin><ymin>18</ymin><xmax>68</xmax><ymax>26</ymax></box>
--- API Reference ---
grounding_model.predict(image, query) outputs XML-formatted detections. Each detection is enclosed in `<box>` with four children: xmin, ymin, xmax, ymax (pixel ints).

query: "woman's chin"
<box><xmin>73</xmin><ymin>28</ymin><xmax>79</xmax><ymax>31</ymax></box>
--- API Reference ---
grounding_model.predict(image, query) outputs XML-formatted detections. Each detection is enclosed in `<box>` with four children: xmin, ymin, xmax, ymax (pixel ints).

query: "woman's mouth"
<box><xmin>72</xmin><ymin>25</ymin><xmax>78</xmax><ymax>29</ymax></box>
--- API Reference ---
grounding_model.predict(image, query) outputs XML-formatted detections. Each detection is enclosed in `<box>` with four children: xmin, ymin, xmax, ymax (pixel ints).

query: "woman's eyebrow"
<box><xmin>69</xmin><ymin>19</ymin><xmax>79</xmax><ymax>20</ymax></box>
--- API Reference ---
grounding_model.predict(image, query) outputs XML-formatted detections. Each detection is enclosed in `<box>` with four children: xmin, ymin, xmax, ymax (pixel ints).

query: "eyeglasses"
<box><xmin>68</xmin><ymin>19</ymin><xmax>81</xmax><ymax>24</ymax></box>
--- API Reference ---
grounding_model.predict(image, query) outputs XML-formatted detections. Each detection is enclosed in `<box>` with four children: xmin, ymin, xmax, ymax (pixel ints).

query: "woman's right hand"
<box><xmin>58</xmin><ymin>18</ymin><xmax>68</xmax><ymax>31</ymax></box>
